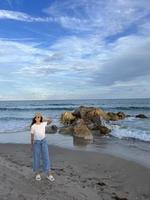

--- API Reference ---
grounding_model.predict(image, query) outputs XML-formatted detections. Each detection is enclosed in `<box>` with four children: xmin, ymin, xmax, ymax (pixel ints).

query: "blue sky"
<box><xmin>0</xmin><ymin>0</ymin><xmax>150</xmax><ymax>100</ymax></box>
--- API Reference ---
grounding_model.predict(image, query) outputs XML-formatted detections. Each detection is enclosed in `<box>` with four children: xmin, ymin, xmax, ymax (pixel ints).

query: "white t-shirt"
<box><xmin>31</xmin><ymin>121</ymin><xmax>48</xmax><ymax>140</ymax></box>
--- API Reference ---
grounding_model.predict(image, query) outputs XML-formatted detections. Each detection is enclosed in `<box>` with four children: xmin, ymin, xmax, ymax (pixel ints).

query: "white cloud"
<box><xmin>1</xmin><ymin>26</ymin><xmax>150</xmax><ymax>85</ymax></box>
<box><xmin>43</xmin><ymin>0</ymin><xmax>150</xmax><ymax>35</ymax></box>
<box><xmin>0</xmin><ymin>9</ymin><xmax>54</xmax><ymax>22</ymax></box>
<box><xmin>0</xmin><ymin>0</ymin><xmax>150</xmax><ymax>99</ymax></box>
<box><xmin>90</xmin><ymin>35</ymin><xmax>150</xmax><ymax>86</ymax></box>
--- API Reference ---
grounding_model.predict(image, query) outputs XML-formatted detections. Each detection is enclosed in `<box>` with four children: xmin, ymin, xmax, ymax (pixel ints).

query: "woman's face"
<box><xmin>35</xmin><ymin>113</ymin><xmax>42</xmax><ymax>123</ymax></box>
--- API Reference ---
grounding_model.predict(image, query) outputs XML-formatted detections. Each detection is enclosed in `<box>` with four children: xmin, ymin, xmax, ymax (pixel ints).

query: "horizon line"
<box><xmin>0</xmin><ymin>97</ymin><xmax>150</xmax><ymax>102</ymax></box>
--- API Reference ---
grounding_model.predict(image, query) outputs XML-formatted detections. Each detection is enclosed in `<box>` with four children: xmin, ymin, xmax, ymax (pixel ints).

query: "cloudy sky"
<box><xmin>0</xmin><ymin>0</ymin><xmax>150</xmax><ymax>100</ymax></box>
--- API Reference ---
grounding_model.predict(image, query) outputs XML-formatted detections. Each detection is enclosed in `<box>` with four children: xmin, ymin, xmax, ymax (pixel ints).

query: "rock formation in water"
<box><xmin>59</xmin><ymin>106</ymin><xmax>118</xmax><ymax>139</ymax></box>
<box><xmin>46</xmin><ymin>106</ymin><xmax>148</xmax><ymax>140</ymax></box>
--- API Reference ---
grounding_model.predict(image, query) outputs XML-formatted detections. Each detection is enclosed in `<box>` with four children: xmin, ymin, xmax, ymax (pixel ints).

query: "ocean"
<box><xmin>0</xmin><ymin>99</ymin><xmax>150</xmax><ymax>168</ymax></box>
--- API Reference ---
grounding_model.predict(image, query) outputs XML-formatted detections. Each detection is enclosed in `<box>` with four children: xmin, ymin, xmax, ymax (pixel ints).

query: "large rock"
<box><xmin>107</xmin><ymin>111</ymin><xmax>126</xmax><ymax>121</ymax></box>
<box><xmin>73</xmin><ymin>120</ymin><xmax>93</xmax><ymax>140</ymax></box>
<box><xmin>60</xmin><ymin>112</ymin><xmax>76</xmax><ymax>125</ymax></box>
<box><xmin>59</xmin><ymin>126</ymin><xmax>74</xmax><ymax>135</ymax></box>
<box><xmin>87</xmin><ymin>120</ymin><xmax>102</xmax><ymax>130</ymax></box>
<box><xmin>136</xmin><ymin>114</ymin><xmax>148</xmax><ymax>119</ymax></box>
<box><xmin>87</xmin><ymin>122</ymin><xmax>97</xmax><ymax>130</ymax></box>
<box><xmin>72</xmin><ymin>106</ymin><xmax>85</xmax><ymax>118</ymax></box>
<box><xmin>46</xmin><ymin>125</ymin><xmax>58</xmax><ymax>134</ymax></box>
<box><xmin>85</xmin><ymin>108</ymin><xmax>108</xmax><ymax>121</ymax></box>
<box><xmin>107</xmin><ymin>112</ymin><xmax>120</xmax><ymax>121</ymax></box>
<box><xmin>73</xmin><ymin>106</ymin><xmax>108</xmax><ymax>121</ymax></box>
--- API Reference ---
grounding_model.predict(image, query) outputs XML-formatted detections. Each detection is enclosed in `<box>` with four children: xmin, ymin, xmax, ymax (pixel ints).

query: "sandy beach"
<box><xmin>0</xmin><ymin>0</ymin><xmax>150</xmax><ymax>198</ymax></box>
<box><xmin>0</xmin><ymin>143</ymin><xmax>149</xmax><ymax>200</ymax></box>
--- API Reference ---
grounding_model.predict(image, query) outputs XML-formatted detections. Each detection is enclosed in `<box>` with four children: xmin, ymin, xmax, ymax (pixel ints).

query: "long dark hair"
<box><xmin>30</xmin><ymin>116</ymin><xmax>43</xmax><ymax>127</ymax></box>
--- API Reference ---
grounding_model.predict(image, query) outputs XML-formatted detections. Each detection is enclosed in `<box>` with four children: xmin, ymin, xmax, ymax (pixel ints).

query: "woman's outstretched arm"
<box><xmin>43</xmin><ymin>117</ymin><xmax>52</xmax><ymax>125</ymax></box>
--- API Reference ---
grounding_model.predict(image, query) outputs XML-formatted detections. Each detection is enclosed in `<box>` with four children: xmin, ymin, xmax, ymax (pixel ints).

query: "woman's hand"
<box><xmin>44</xmin><ymin>117</ymin><xmax>52</xmax><ymax>125</ymax></box>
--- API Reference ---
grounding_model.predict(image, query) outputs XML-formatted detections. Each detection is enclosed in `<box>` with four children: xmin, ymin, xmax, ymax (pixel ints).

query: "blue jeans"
<box><xmin>32</xmin><ymin>137</ymin><xmax>51</xmax><ymax>173</ymax></box>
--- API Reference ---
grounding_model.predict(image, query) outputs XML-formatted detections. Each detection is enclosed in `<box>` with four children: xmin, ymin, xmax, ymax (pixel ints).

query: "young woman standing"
<box><xmin>30</xmin><ymin>112</ymin><xmax>55</xmax><ymax>181</ymax></box>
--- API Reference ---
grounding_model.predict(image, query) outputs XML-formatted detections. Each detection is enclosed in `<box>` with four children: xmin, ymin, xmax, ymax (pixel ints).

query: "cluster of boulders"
<box><xmin>58</xmin><ymin>106</ymin><xmax>126</xmax><ymax>140</ymax></box>
<box><xmin>46</xmin><ymin>105</ymin><xmax>148</xmax><ymax>140</ymax></box>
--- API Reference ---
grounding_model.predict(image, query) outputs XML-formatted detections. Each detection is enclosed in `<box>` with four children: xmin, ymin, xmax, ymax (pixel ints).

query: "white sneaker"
<box><xmin>47</xmin><ymin>174</ymin><xmax>55</xmax><ymax>182</ymax></box>
<box><xmin>35</xmin><ymin>174</ymin><xmax>41</xmax><ymax>181</ymax></box>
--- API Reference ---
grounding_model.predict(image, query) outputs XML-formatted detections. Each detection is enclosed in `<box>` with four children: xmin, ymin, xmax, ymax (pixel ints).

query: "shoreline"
<box><xmin>0</xmin><ymin>130</ymin><xmax>150</xmax><ymax>170</ymax></box>
<box><xmin>0</xmin><ymin>143</ymin><xmax>150</xmax><ymax>200</ymax></box>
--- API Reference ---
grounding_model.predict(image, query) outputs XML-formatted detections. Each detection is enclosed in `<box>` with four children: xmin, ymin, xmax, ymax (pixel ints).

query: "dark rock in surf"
<box><xmin>117</xmin><ymin>112</ymin><xmax>126</xmax><ymax>119</ymax></box>
<box><xmin>107</xmin><ymin>112</ymin><xmax>120</xmax><ymax>121</ymax></box>
<box><xmin>46</xmin><ymin>125</ymin><xmax>58</xmax><ymax>134</ymax></box>
<box><xmin>97</xmin><ymin>125</ymin><xmax>111</xmax><ymax>135</ymax></box>
<box><xmin>135</xmin><ymin>114</ymin><xmax>148</xmax><ymax>119</ymax></box>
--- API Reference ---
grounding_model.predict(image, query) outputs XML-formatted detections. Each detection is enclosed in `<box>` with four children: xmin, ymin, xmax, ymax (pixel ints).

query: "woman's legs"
<box><xmin>41</xmin><ymin>138</ymin><xmax>51</xmax><ymax>175</ymax></box>
<box><xmin>33</xmin><ymin>140</ymin><xmax>41</xmax><ymax>174</ymax></box>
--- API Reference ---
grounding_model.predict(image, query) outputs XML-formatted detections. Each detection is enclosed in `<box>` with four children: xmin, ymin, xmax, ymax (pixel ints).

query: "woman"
<box><xmin>30</xmin><ymin>112</ymin><xmax>55</xmax><ymax>181</ymax></box>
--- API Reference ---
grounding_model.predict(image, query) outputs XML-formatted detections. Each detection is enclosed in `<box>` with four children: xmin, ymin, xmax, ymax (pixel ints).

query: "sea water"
<box><xmin>0</xmin><ymin>99</ymin><xmax>150</xmax><ymax>168</ymax></box>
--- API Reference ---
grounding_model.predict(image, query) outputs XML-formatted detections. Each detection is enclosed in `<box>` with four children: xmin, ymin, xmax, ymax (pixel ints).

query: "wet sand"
<box><xmin>0</xmin><ymin>143</ymin><xmax>150</xmax><ymax>200</ymax></box>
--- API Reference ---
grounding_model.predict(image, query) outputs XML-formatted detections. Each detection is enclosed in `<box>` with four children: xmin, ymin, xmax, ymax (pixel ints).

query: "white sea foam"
<box><xmin>110</xmin><ymin>126</ymin><xmax>150</xmax><ymax>142</ymax></box>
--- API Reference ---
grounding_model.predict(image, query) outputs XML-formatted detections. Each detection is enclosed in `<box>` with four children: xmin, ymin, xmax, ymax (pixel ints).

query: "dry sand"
<box><xmin>0</xmin><ymin>143</ymin><xmax>150</xmax><ymax>200</ymax></box>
